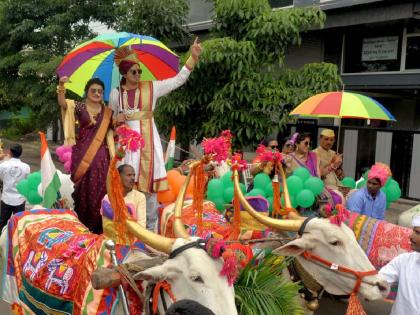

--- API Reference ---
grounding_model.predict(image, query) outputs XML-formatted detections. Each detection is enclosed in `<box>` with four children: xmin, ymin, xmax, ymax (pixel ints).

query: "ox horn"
<box><xmin>173</xmin><ymin>160</ymin><xmax>203</xmax><ymax>239</ymax></box>
<box><xmin>232</xmin><ymin>169</ymin><xmax>304</xmax><ymax>232</ymax></box>
<box><xmin>126</xmin><ymin>220</ymin><xmax>175</xmax><ymax>254</ymax></box>
<box><xmin>278</xmin><ymin>165</ymin><xmax>302</xmax><ymax>220</ymax></box>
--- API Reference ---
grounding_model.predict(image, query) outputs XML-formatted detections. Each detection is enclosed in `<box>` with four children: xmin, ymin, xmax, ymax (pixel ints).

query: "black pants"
<box><xmin>0</xmin><ymin>200</ymin><xmax>25</xmax><ymax>231</ymax></box>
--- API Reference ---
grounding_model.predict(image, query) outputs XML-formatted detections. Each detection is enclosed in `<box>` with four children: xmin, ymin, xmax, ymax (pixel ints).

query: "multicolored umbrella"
<box><xmin>290</xmin><ymin>92</ymin><xmax>396</xmax><ymax>121</ymax></box>
<box><xmin>56</xmin><ymin>32</ymin><xmax>179</xmax><ymax>101</ymax></box>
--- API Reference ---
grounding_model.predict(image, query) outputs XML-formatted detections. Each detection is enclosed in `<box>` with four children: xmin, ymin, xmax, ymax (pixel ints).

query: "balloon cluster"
<box><xmin>16</xmin><ymin>171</ymin><xmax>43</xmax><ymax>205</ymax></box>
<box><xmin>56</xmin><ymin>145</ymin><xmax>72</xmax><ymax>173</ymax></box>
<box><xmin>285</xmin><ymin>167</ymin><xmax>324</xmax><ymax>208</ymax></box>
<box><xmin>206</xmin><ymin>171</ymin><xmax>246</xmax><ymax>212</ymax></box>
<box><xmin>342</xmin><ymin>172</ymin><xmax>401</xmax><ymax>208</ymax></box>
<box><xmin>157</xmin><ymin>170</ymin><xmax>194</xmax><ymax>204</ymax></box>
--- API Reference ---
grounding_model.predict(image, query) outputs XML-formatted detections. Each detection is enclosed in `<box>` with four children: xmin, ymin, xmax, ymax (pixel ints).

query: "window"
<box><xmin>343</xmin><ymin>27</ymin><xmax>402</xmax><ymax>73</ymax></box>
<box><xmin>269</xmin><ymin>0</ymin><xmax>293</xmax><ymax>8</ymax></box>
<box><xmin>405</xmin><ymin>36</ymin><xmax>420</xmax><ymax>70</ymax></box>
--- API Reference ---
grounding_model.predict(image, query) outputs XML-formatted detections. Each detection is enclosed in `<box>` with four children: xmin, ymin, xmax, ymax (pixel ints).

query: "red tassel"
<box><xmin>192</xmin><ymin>162</ymin><xmax>206</xmax><ymax>232</ymax></box>
<box><xmin>345</xmin><ymin>293</ymin><xmax>367</xmax><ymax>315</ymax></box>
<box><xmin>229</xmin><ymin>183</ymin><xmax>241</xmax><ymax>240</ymax></box>
<box><xmin>272</xmin><ymin>180</ymin><xmax>282</xmax><ymax>218</ymax></box>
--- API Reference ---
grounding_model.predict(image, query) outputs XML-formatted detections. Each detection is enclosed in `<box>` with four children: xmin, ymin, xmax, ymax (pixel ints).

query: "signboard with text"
<box><xmin>361</xmin><ymin>36</ymin><xmax>399</xmax><ymax>61</ymax></box>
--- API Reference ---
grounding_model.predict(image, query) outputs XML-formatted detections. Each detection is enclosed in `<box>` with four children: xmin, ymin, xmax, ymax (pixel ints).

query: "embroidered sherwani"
<box><xmin>109</xmin><ymin>58</ymin><xmax>195</xmax><ymax>193</ymax></box>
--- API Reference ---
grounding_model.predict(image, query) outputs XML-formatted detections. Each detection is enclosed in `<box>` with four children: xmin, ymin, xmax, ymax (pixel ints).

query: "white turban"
<box><xmin>412</xmin><ymin>215</ymin><xmax>420</xmax><ymax>227</ymax></box>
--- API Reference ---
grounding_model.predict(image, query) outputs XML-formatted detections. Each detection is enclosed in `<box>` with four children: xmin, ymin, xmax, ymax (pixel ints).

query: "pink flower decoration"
<box><xmin>201</xmin><ymin>130</ymin><xmax>232</xmax><ymax>164</ymax></box>
<box><xmin>328</xmin><ymin>204</ymin><xmax>350</xmax><ymax>226</ymax></box>
<box><xmin>230</xmin><ymin>153</ymin><xmax>248</xmax><ymax>171</ymax></box>
<box><xmin>116</xmin><ymin>125</ymin><xmax>144</xmax><ymax>152</ymax></box>
<box><xmin>256</xmin><ymin>145</ymin><xmax>283</xmax><ymax>163</ymax></box>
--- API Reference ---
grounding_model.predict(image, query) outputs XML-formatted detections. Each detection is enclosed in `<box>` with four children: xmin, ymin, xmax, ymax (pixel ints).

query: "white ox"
<box><xmin>231</xmin><ymin>170</ymin><xmax>390</xmax><ymax>313</ymax></box>
<box><xmin>0</xmin><ymin>214</ymin><xmax>237</xmax><ymax>315</ymax></box>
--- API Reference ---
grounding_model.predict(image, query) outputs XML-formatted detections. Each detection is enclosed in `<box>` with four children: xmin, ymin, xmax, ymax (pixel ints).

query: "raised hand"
<box><xmin>191</xmin><ymin>37</ymin><xmax>202</xmax><ymax>60</ymax></box>
<box><xmin>59</xmin><ymin>76</ymin><xmax>69</xmax><ymax>86</ymax></box>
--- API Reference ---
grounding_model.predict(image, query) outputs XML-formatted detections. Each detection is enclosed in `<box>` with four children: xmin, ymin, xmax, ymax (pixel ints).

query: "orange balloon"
<box><xmin>186</xmin><ymin>175</ymin><xmax>195</xmax><ymax>195</ymax></box>
<box><xmin>157</xmin><ymin>188</ymin><xmax>176</xmax><ymax>204</ymax></box>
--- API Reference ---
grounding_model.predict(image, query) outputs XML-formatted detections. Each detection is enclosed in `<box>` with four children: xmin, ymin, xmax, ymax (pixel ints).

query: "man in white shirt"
<box><xmin>379</xmin><ymin>214</ymin><xmax>420</xmax><ymax>315</ymax></box>
<box><xmin>0</xmin><ymin>144</ymin><xmax>30</xmax><ymax>230</ymax></box>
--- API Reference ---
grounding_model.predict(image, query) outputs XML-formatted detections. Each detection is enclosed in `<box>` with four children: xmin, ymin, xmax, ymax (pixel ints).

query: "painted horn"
<box><xmin>173</xmin><ymin>160</ymin><xmax>203</xmax><ymax>239</ymax></box>
<box><xmin>232</xmin><ymin>170</ymin><xmax>304</xmax><ymax>232</ymax></box>
<box><xmin>126</xmin><ymin>220</ymin><xmax>175</xmax><ymax>254</ymax></box>
<box><xmin>278</xmin><ymin>164</ymin><xmax>303</xmax><ymax>220</ymax></box>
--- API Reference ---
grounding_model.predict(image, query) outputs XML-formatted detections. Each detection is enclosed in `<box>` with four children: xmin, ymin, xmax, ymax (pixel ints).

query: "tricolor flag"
<box><xmin>39</xmin><ymin>132</ymin><xmax>61</xmax><ymax>208</ymax></box>
<box><xmin>164</xmin><ymin>126</ymin><xmax>176</xmax><ymax>170</ymax></box>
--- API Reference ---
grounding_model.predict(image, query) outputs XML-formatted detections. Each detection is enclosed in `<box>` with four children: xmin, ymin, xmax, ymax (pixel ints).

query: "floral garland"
<box><xmin>109</xmin><ymin>126</ymin><xmax>144</xmax><ymax>244</ymax></box>
<box><xmin>255</xmin><ymin>144</ymin><xmax>283</xmax><ymax>163</ymax></box>
<box><xmin>201</xmin><ymin>130</ymin><xmax>232</xmax><ymax>164</ymax></box>
<box><xmin>324</xmin><ymin>204</ymin><xmax>350</xmax><ymax>226</ymax></box>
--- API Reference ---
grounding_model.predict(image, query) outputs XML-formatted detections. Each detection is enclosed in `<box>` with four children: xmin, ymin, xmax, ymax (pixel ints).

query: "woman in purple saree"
<box><xmin>57</xmin><ymin>77</ymin><xmax>115</xmax><ymax>233</ymax></box>
<box><xmin>285</xmin><ymin>133</ymin><xmax>342</xmax><ymax>208</ymax></box>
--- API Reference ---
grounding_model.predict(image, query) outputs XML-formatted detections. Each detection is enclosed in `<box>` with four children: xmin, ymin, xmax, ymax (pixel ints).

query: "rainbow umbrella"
<box><xmin>290</xmin><ymin>92</ymin><xmax>396</xmax><ymax>121</ymax></box>
<box><xmin>56</xmin><ymin>32</ymin><xmax>179</xmax><ymax>101</ymax></box>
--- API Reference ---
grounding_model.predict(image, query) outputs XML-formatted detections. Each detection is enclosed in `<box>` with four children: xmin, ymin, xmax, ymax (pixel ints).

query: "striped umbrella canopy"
<box><xmin>56</xmin><ymin>32</ymin><xmax>179</xmax><ymax>101</ymax></box>
<box><xmin>290</xmin><ymin>92</ymin><xmax>396</xmax><ymax>121</ymax></box>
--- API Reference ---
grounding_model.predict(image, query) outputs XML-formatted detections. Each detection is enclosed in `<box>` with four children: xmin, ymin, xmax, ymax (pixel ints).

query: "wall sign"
<box><xmin>361</xmin><ymin>36</ymin><xmax>399</xmax><ymax>61</ymax></box>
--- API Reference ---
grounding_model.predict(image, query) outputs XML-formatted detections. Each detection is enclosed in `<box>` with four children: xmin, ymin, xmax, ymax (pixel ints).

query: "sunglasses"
<box><xmin>303</xmin><ymin>141</ymin><xmax>311</xmax><ymax>146</ymax></box>
<box><xmin>129</xmin><ymin>69</ymin><xmax>142</xmax><ymax>75</ymax></box>
<box><xmin>285</xmin><ymin>143</ymin><xmax>295</xmax><ymax>148</ymax></box>
<box><xmin>89</xmin><ymin>88</ymin><xmax>103</xmax><ymax>94</ymax></box>
<box><xmin>270</xmin><ymin>145</ymin><xmax>278</xmax><ymax>149</ymax></box>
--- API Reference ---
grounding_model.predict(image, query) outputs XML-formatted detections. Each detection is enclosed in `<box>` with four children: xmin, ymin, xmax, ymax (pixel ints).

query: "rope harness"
<box><xmin>295</xmin><ymin>217</ymin><xmax>378</xmax><ymax>314</ymax></box>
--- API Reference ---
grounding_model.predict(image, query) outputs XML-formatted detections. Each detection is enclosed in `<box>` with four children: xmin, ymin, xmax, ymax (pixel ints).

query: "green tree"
<box><xmin>155</xmin><ymin>0</ymin><xmax>341</xmax><ymax>149</ymax></box>
<box><xmin>0</xmin><ymin>0</ymin><xmax>116</xmax><ymax>132</ymax></box>
<box><xmin>113</xmin><ymin>0</ymin><xmax>190</xmax><ymax>44</ymax></box>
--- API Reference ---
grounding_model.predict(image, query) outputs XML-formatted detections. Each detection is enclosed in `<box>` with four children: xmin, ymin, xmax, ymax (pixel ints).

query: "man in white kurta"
<box><xmin>379</xmin><ymin>215</ymin><xmax>420</xmax><ymax>315</ymax></box>
<box><xmin>109</xmin><ymin>38</ymin><xmax>202</xmax><ymax>230</ymax></box>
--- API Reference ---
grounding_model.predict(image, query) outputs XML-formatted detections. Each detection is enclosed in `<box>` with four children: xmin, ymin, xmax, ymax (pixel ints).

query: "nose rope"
<box><xmin>301</xmin><ymin>251</ymin><xmax>378</xmax><ymax>294</ymax></box>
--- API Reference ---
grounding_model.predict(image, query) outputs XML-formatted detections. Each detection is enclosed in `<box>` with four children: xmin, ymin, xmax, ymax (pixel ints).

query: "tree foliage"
<box><xmin>156</xmin><ymin>0</ymin><xmax>341</xmax><ymax>148</ymax></box>
<box><xmin>113</xmin><ymin>0</ymin><xmax>190</xmax><ymax>44</ymax></box>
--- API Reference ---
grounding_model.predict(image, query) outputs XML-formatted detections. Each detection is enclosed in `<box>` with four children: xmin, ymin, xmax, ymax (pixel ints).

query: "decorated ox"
<box><xmin>231</xmin><ymin>168</ymin><xmax>390</xmax><ymax>313</ymax></box>
<box><xmin>0</xmin><ymin>159</ymin><xmax>238</xmax><ymax>315</ymax></box>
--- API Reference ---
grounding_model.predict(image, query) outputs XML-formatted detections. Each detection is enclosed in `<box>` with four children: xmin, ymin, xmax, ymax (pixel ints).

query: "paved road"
<box><xmin>0</xmin><ymin>139</ymin><xmax>415</xmax><ymax>314</ymax></box>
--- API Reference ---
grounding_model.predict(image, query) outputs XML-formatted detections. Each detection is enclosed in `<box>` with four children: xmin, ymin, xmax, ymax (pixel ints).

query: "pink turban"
<box><xmin>368</xmin><ymin>163</ymin><xmax>392</xmax><ymax>186</ymax></box>
<box><xmin>118</xmin><ymin>60</ymin><xmax>138</xmax><ymax>75</ymax></box>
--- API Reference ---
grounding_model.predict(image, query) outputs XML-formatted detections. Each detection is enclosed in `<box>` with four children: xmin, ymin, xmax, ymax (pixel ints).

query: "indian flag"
<box><xmin>39</xmin><ymin>132</ymin><xmax>61</xmax><ymax>208</ymax></box>
<box><xmin>164</xmin><ymin>126</ymin><xmax>176</xmax><ymax>170</ymax></box>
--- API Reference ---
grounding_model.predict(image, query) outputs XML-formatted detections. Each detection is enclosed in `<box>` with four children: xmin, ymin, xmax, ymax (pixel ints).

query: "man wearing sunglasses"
<box><xmin>109</xmin><ymin>38</ymin><xmax>202</xmax><ymax>231</ymax></box>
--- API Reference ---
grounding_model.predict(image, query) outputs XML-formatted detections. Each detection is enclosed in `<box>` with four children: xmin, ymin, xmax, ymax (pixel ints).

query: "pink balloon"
<box><xmin>63</xmin><ymin>152</ymin><xmax>72</xmax><ymax>162</ymax></box>
<box><xmin>63</xmin><ymin>145</ymin><xmax>73</xmax><ymax>154</ymax></box>
<box><xmin>56</xmin><ymin>146</ymin><xmax>65</xmax><ymax>156</ymax></box>
<box><xmin>64</xmin><ymin>161</ymin><xmax>71</xmax><ymax>173</ymax></box>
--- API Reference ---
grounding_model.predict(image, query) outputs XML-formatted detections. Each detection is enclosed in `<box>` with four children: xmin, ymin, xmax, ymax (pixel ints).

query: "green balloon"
<box><xmin>363</xmin><ymin>169</ymin><xmax>370</xmax><ymax>180</ymax></box>
<box><xmin>386</xmin><ymin>185</ymin><xmax>401</xmax><ymax>202</ymax></box>
<box><xmin>239</xmin><ymin>183</ymin><xmax>246</xmax><ymax>194</ymax></box>
<box><xmin>286</xmin><ymin>176</ymin><xmax>303</xmax><ymax>195</ymax></box>
<box><xmin>223</xmin><ymin>187</ymin><xmax>235</xmax><ymax>203</ymax></box>
<box><xmin>16</xmin><ymin>179</ymin><xmax>29</xmax><ymax>197</ymax></box>
<box><xmin>267</xmin><ymin>196</ymin><xmax>273</xmax><ymax>212</ymax></box>
<box><xmin>247</xmin><ymin>188</ymin><xmax>265</xmax><ymax>197</ymax></box>
<box><xmin>296</xmin><ymin>189</ymin><xmax>315</xmax><ymax>208</ymax></box>
<box><xmin>221</xmin><ymin>171</ymin><xmax>233</xmax><ymax>189</ymax></box>
<box><xmin>28</xmin><ymin>172</ymin><xmax>41</xmax><ymax>190</ymax></box>
<box><xmin>293</xmin><ymin>167</ymin><xmax>311</xmax><ymax>182</ymax></box>
<box><xmin>265</xmin><ymin>182</ymin><xmax>274</xmax><ymax>197</ymax></box>
<box><xmin>304</xmin><ymin>177</ymin><xmax>324</xmax><ymax>196</ymax></box>
<box><xmin>207</xmin><ymin>179</ymin><xmax>224</xmax><ymax>199</ymax></box>
<box><xmin>357</xmin><ymin>179</ymin><xmax>367</xmax><ymax>188</ymax></box>
<box><xmin>254</xmin><ymin>173</ymin><xmax>271</xmax><ymax>190</ymax></box>
<box><xmin>341</xmin><ymin>177</ymin><xmax>356</xmax><ymax>189</ymax></box>
<box><xmin>213</xmin><ymin>198</ymin><xmax>225</xmax><ymax>212</ymax></box>
<box><xmin>27</xmin><ymin>190</ymin><xmax>43</xmax><ymax>205</ymax></box>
